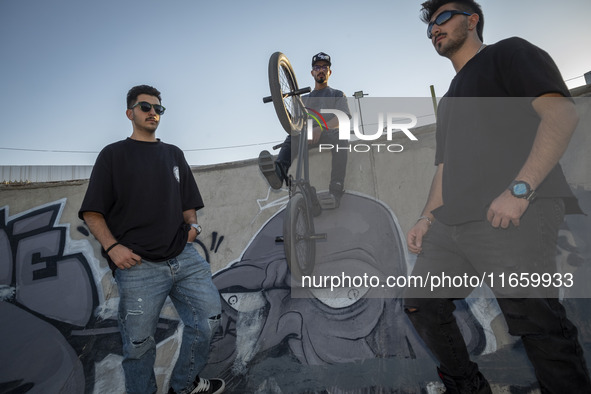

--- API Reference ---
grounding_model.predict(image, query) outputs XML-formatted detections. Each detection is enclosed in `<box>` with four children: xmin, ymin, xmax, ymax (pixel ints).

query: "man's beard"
<box><xmin>435</xmin><ymin>24</ymin><xmax>468</xmax><ymax>58</ymax></box>
<box><xmin>315</xmin><ymin>74</ymin><xmax>326</xmax><ymax>84</ymax></box>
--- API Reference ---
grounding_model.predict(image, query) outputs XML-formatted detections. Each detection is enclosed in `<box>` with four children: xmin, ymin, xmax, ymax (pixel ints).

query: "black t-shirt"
<box><xmin>433</xmin><ymin>37</ymin><xmax>580</xmax><ymax>225</ymax></box>
<box><xmin>79</xmin><ymin>138</ymin><xmax>203</xmax><ymax>269</ymax></box>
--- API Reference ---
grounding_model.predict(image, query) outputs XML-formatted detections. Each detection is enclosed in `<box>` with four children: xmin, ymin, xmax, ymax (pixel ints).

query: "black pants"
<box><xmin>277</xmin><ymin>129</ymin><xmax>347</xmax><ymax>189</ymax></box>
<box><xmin>404</xmin><ymin>199</ymin><xmax>591</xmax><ymax>392</ymax></box>
<box><xmin>405</xmin><ymin>296</ymin><xmax>590</xmax><ymax>392</ymax></box>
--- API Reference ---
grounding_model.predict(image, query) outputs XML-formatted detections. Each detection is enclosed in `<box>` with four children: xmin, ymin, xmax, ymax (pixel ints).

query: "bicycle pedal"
<box><xmin>311</xmin><ymin>232</ymin><xmax>327</xmax><ymax>241</ymax></box>
<box><xmin>317</xmin><ymin>192</ymin><xmax>338</xmax><ymax>210</ymax></box>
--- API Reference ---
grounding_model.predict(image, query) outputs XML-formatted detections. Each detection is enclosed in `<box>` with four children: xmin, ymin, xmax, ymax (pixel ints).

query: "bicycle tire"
<box><xmin>268</xmin><ymin>52</ymin><xmax>306</xmax><ymax>135</ymax></box>
<box><xmin>283</xmin><ymin>192</ymin><xmax>316</xmax><ymax>280</ymax></box>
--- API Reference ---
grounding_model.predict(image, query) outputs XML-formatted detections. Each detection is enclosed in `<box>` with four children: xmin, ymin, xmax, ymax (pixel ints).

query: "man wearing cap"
<box><xmin>259</xmin><ymin>52</ymin><xmax>351</xmax><ymax>208</ymax></box>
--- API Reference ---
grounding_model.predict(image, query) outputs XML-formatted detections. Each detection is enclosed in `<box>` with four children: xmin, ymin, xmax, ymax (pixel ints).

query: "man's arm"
<box><xmin>183</xmin><ymin>209</ymin><xmax>199</xmax><ymax>243</ymax></box>
<box><xmin>486</xmin><ymin>93</ymin><xmax>579</xmax><ymax>228</ymax></box>
<box><xmin>83</xmin><ymin>211</ymin><xmax>141</xmax><ymax>269</ymax></box>
<box><xmin>407</xmin><ymin>163</ymin><xmax>444</xmax><ymax>254</ymax></box>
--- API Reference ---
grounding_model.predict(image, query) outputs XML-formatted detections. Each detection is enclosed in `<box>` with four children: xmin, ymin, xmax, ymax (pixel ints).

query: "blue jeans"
<box><xmin>115</xmin><ymin>244</ymin><xmax>221</xmax><ymax>394</ymax></box>
<box><xmin>404</xmin><ymin>198</ymin><xmax>591</xmax><ymax>392</ymax></box>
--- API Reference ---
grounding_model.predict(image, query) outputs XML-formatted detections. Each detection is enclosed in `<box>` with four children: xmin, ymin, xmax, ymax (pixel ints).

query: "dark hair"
<box><xmin>126</xmin><ymin>85</ymin><xmax>162</xmax><ymax>109</ymax></box>
<box><xmin>420</xmin><ymin>0</ymin><xmax>484</xmax><ymax>41</ymax></box>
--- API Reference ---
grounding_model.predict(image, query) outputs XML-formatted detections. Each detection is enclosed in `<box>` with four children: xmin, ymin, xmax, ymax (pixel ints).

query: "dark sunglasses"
<box><xmin>131</xmin><ymin>101</ymin><xmax>166</xmax><ymax>115</ymax></box>
<box><xmin>427</xmin><ymin>10</ymin><xmax>472</xmax><ymax>39</ymax></box>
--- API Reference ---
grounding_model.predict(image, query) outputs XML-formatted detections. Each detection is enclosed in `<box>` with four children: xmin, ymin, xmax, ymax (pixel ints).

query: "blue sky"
<box><xmin>1</xmin><ymin>0</ymin><xmax>590</xmax><ymax>166</ymax></box>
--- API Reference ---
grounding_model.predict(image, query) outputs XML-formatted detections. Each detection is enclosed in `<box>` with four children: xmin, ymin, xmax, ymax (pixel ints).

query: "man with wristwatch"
<box><xmin>79</xmin><ymin>85</ymin><xmax>225</xmax><ymax>394</ymax></box>
<box><xmin>404</xmin><ymin>0</ymin><xmax>589</xmax><ymax>392</ymax></box>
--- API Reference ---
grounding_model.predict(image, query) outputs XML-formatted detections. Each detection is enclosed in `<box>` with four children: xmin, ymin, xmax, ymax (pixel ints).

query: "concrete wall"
<box><xmin>2</xmin><ymin>98</ymin><xmax>591</xmax><ymax>393</ymax></box>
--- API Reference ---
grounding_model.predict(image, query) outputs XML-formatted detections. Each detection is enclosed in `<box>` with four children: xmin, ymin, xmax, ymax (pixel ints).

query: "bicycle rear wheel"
<box><xmin>268</xmin><ymin>52</ymin><xmax>306</xmax><ymax>135</ymax></box>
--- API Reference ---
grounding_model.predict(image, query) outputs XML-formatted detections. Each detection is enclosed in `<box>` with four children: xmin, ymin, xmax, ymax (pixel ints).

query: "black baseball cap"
<box><xmin>312</xmin><ymin>52</ymin><xmax>331</xmax><ymax>66</ymax></box>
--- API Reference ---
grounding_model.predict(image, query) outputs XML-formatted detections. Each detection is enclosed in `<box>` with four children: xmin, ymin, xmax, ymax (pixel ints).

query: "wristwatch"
<box><xmin>190</xmin><ymin>223</ymin><xmax>202</xmax><ymax>236</ymax></box>
<box><xmin>508</xmin><ymin>180</ymin><xmax>537</xmax><ymax>202</ymax></box>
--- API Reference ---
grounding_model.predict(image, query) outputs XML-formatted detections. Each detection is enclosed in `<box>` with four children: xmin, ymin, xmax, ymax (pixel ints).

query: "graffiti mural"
<box><xmin>200</xmin><ymin>193</ymin><xmax>495</xmax><ymax>393</ymax></box>
<box><xmin>0</xmin><ymin>199</ymin><xmax>179</xmax><ymax>393</ymax></box>
<box><xmin>2</xmin><ymin>187</ymin><xmax>591</xmax><ymax>393</ymax></box>
<box><xmin>198</xmin><ymin>190</ymin><xmax>591</xmax><ymax>393</ymax></box>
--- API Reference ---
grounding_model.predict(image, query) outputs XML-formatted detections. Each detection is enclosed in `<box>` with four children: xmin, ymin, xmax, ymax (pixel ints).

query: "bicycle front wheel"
<box><xmin>283</xmin><ymin>192</ymin><xmax>316</xmax><ymax>280</ymax></box>
<box><xmin>268</xmin><ymin>52</ymin><xmax>306</xmax><ymax>135</ymax></box>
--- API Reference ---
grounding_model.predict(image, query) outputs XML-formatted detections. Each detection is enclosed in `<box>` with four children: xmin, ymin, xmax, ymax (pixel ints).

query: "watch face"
<box><xmin>512</xmin><ymin>183</ymin><xmax>528</xmax><ymax>196</ymax></box>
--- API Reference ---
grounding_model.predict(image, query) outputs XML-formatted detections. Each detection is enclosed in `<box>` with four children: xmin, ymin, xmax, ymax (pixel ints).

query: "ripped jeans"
<box><xmin>115</xmin><ymin>244</ymin><xmax>221</xmax><ymax>394</ymax></box>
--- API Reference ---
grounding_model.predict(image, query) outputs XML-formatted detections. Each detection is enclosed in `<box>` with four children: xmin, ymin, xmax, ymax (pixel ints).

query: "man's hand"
<box><xmin>407</xmin><ymin>219</ymin><xmax>431</xmax><ymax>254</ymax></box>
<box><xmin>486</xmin><ymin>189</ymin><xmax>529</xmax><ymax>228</ymax></box>
<box><xmin>187</xmin><ymin>227</ymin><xmax>198</xmax><ymax>243</ymax></box>
<box><xmin>108</xmin><ymin>244</ymin><xmax>142</xmax><ymax>270</ymax></box>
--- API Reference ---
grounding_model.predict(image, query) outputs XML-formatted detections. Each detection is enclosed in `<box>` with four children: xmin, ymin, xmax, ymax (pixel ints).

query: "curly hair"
<box><xmin>126</xmin><ymin>85</ymin><xmax>162</xmax><ymax>109</ymax></box>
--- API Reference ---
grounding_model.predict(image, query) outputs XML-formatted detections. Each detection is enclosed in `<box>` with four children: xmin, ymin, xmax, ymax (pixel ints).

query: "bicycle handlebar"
<box><xmin>262</xmin><ymin>87</ymin><xmax>311</xmax><ymax>104</ymax></box>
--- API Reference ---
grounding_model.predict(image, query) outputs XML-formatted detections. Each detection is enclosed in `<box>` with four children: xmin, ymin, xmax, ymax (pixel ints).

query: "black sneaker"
<box><xmin>190</xmin><ymin>377</ymin><xmax>225</xmax><ymax>394</ymax></box>
<box><xmin>437</xmin><ymin>367</ymin><xmax>492</xmax><ymax>394</ymax></box>
<box><xmin>258</xmin><ymin>150</ymin><xmax>283</xmax><ymax>190</ymax></box>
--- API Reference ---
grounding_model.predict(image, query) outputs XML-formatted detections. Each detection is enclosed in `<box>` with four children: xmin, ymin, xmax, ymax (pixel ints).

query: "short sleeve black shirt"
<box><xmin>433</xmin><ymin>37</ymin><xmax>579</xmax><ymax>225</ymax></box>
<box><xmin>79</xmin><ymin>138</ymin><xmax>203</xmax><ymax>268</ymax></box>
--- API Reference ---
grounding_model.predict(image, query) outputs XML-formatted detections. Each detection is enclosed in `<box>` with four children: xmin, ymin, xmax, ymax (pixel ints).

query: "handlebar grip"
<box><xmin>263</xmin><ymin>86</ymin><xmax>310</xmax><ymax>104</ymax></box>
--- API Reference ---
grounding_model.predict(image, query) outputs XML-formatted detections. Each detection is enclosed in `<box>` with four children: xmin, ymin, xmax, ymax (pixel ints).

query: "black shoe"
<box><xmin>168</xmin><ymin>377</ymin><xmax>225</xmax><ymax>394</ymax></box>
<box><xmin>190</xmin><ymin>377</ymin><xmax>225</xmax><ymax>394</ymax></box>
<box><xmin>437</xmin><ymin>367</ymin><xmax>492</xmax><ymax>394</ymax></box>
<box><xmin>258</xmin><ymin>150</ymin><xmax>284</xmax><ymax>189</ymax></box>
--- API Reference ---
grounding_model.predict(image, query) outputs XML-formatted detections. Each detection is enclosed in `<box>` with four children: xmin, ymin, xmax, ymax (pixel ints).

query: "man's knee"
<box><xmin>404</xmin><ymin>297</ymin><xmax>456</xmax><ymax>323</ymax></box>
<box><xmin>126</xmin><ymin>335</ymin><xmax>155</xmax><ymax>359</ymax></box>
<box><xmin>404</xmin><ymin>298</ymin><xmax>431</xmax><ymax>316</ymax></box>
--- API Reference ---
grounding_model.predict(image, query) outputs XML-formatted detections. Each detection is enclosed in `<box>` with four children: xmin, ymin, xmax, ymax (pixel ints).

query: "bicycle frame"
<box><xmin>292</xmin><ymin>106</ymin><xmax>311</xmax><ymax>196</ymax></box>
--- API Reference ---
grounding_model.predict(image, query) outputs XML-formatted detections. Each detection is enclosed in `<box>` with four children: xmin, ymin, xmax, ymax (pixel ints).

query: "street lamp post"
<box><xmin>353</xmin><ymin>90</ymin><xmax>368</xmax><ymax>135</ymax></box>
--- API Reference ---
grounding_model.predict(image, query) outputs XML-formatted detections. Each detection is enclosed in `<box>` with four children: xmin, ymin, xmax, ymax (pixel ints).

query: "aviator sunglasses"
<box><xmin>131</xmin><ymin>101</ymin><xmax>166</xmax><ymax>115</ymax></box>
<box><xmin>427</xmin><ymin>10</ymin><xmax>472</xmax><ymax>39</ymax></box>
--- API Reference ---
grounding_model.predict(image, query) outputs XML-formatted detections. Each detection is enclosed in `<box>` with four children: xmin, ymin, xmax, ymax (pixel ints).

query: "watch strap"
<box><xmin>190</xmin><ymin>223</ymin><xmax>202</xmax><ymax>235</ymax></box>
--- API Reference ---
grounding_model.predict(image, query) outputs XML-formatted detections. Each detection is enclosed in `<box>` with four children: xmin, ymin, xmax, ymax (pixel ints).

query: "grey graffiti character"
<box><xmin>201</xmin><ymin>194</ymin><xmax>485</xmax><ymax>392</ymax></box>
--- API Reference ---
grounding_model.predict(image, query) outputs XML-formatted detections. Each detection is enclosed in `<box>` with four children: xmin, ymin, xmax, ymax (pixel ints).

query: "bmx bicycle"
<box><xmin>262</xmin><ymin>51</ymin><xmax>326</xmax><ymax>280</ymax></box>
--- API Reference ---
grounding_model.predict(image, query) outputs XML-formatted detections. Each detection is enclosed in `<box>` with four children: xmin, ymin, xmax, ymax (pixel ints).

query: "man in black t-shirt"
<box><xmin>79</xmin><ymin>85</ymin><xmax>225</xmax><ymax>394</ymax></box>
<box><xmin>259</xmin><ymin>52</ymin><xmax>351</xmax><ymax>207</ymax></box>
<box><xmin>404</xmin><ymin>1</ymin><xmax>591</xmax><ymax>392</ymax></box>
